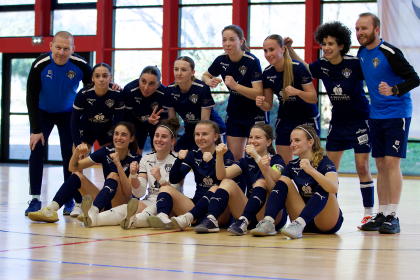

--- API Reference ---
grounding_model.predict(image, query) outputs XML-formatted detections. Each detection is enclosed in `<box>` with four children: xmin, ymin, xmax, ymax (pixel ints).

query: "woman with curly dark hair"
<box><xmin>285</xmin><ymin>21</ymin><xmax>374</xmax><ymax>229</ymax></box>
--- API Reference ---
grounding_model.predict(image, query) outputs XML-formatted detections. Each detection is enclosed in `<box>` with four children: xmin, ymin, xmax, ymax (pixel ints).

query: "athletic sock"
<box><xmin>299</xmin><ymin>185</ymin><xmax>329</xmax><ymax>225</ymax></box>
<box><xmin>265</xmin><ymin>180</ymin><xmax>288</xmax><ymax>220</ymax></box>
<box><xmin>47</xmin><ymin>201</ymin><xmax>60</xmax><ymax>212</ymax></box>
<box><xmin>73</xmin><ymin>191</ymin><xmax>83</xmax><ymax>204</ymax></box>
<box><xmin>32</xmin><ymin>195</ymin><xmax>40</xmax><ymax>200</ymax></box>
<box><xmin>379</xmin><ymin>205</ymin><xmax>389</xmax><ymax>216</ymax></box>
<box><xmin>389</xmin><ymin>204</ymin><xmax>398</xmax><ymax>217</ymax></box>
<box><xmin>134</xmin><ymin>205</ymin><xmax>157</xmax><ymax>228</ymax></box>
<box><xmin>295</xmin><ymin>217</ymin><xmax>306</xmax><ymax>228</ymax></box>
<box><xmin>156</xmin><ymin>192</ymin><xmax>173</xmax><ymax>216</ymax></box>
<box><xmin>52</xmin><ymin>174</ymin><xmax>82</xmax><ymax>208</ymax></box>
<box><xmin>96</xmin><ymin>204</ymin><xmax>126</xmax><ymax>226</ymax></box>
<box><xmin>360</xmin><ymin>181</ymin><xmax>374</xmax><ymax>215</ymax></box>
<box><xmin>207</xmin><ymin>188</ymin><xmax>230</xmax><ymax>220</ymax></box>
<box><xmin>189</xmin><ymin>191</ymin><xmax>214</xmax><ymax>220</ymax></box>
<box><xmin>241</xmin><ymin>187</ymin><xmax>267</xmax><ymax>223</ymax></box>
<box><xmin>93</xmin><ymin>178</ymin><xmax>118</xmax><ymax>211</ymax></box>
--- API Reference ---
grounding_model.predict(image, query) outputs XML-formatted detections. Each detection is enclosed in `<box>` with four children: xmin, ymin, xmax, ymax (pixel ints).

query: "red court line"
<box><xmin>0</xmin><ymin>230</ymin><xmax>183</xmax><ymax>253</ymax></box>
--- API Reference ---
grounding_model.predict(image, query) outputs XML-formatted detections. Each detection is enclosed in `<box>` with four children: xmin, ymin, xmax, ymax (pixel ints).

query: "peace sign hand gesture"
<box><xmin>148</xmin><ymin>105</ymin><xmax>164</xmax><ymax>125</ymax></box>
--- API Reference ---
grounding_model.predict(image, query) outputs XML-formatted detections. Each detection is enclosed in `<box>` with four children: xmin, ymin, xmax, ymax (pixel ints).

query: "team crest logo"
<box><xmin>105</xmin><ymin>99</ymin><xmax>115</xmax><ymax>108</ymax></box>
<box><xmin>150</xmin><ymin>102</ymin><xmax>159</xmax><ymax>109</ymax></box>
<box><xmin>189</xmin><ymin>94</ymin><xmax>198</xmax><ymax>104</ymax></box>
<box><xmin>94</xmin><ymin>113</ymin><xmax>105</xmax><ymax>121</ymax></box>
<box><xmin>342</xmin><ymin>68</ymin><xmax>352</xmax><ymax>78</ymax></box>
<box><xmin>302</xmin><ymin>184</ymin><xmax>312</xmax><ymax>194</ymax></box>
<box><xmin>203</xmin><ymin>176</ymin><xmax>213</xmax><ymax>187</ymax></box>
<box><xmin>66</xmin><ymin>70</ymin><xmax>76</xmax><ymax>80</ymax></box>
<box><xmin>186</xmin><ymin>112</ymin><xmax>195</xmax><ymax>121</ymax></box>
<box><xmin>333</xmin><ymin>84</ymin><xmax>343</xmax><ymax>95</ymax></box>
<box><xmin>372</xmin><ymin>57</ymin><xmax>380</xmax><ymax>68</ymax></box>
<box><xmin>239</xmin><ymin>65</ymin><xmax>247</xmax><ymax>75</ymax></box>
<box><xmin>165</xmin><ymin>163</ymin><xmax>173</xmax><ymax>172</ymax></box>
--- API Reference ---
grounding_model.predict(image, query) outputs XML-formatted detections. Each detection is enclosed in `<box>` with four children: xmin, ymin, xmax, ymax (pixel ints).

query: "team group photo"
<box><xmin>1</xmin><ymin>0</ymin><xmax>420</xmax><ymax>279</ymax></box>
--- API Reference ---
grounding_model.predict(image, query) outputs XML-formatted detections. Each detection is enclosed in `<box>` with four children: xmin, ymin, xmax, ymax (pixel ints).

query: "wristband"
<box><xmin>130</xmin><ymin>173</ymin><xmax>138</xmax><ymax>178</ymax></box>
<box><xmin>255</xmin><ymin>155</ymin><xmax>261</xmax><ymax>163</ymax></box>
<box><xmin>158</xmin><ymin>177</ymin><xmax>166</xmax><ymax>185</ymax></box>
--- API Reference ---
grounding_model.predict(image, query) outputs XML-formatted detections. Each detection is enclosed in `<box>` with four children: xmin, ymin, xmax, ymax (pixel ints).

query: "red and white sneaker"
<box><xmin>357</xmin><ymin>216</ymin><xmax>372</xmax><ymax>229</ymax></box>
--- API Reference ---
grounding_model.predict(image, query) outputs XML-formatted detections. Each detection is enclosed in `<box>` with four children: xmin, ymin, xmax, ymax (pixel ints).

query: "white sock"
<box><xmin>264</xmin><ymin>216</ymin><xmax>275</xmax><ymax>224</ymax></box>
<box><xmin>32</xmin><ymin>195</ymin><xmax>40</xmax><ymax>200</ymax></box>
<box><xmin>48</xmin><ymin>201</ymin><xmax>60</xmax><ymax>211</ymax></box>
<box><xmin>389</xmin><ymin>204</ymin><xmax>398</xmax><ymax>217</ymax></box>
<box><xmin>185</xmin><ymin>212</ymin><xmax>194</xmax><ymax>224</ymax></box>
<box><xmin>207</xmin><ymin>214</ymin><xmax>217</xmax><ymax>221</ymax></box>
<box><xmin>96</xmin><ymin>204</ymin><xmax>126</xmax><ymax>226</ymax></box>
<box><xmin>296</xmin><ymin>217</ymin><xmax>306</xmax><ymax>228</ymax></box>
<box><xmin>133</xmin><ymin>204</ymin><xmax>157</xmax><ymax>227</ymax></box>
<box><xmin>379</xmin><ymin>205</ymin><xmax>389</xmax><ymax>216</ymax></box>
<box><xmin>239</xmin><ymin>216</ymin><xmax>249</xmax><ymax>225</ymax></box>
<box><xmin>364</xmin><ymin>207</ymin><xmax>374</xmax><ymax>217</ymax></box>
<box><xmin>157</xmin><ymin>212</ymin><xmax>171</xmax><ymax>224</ymax></box>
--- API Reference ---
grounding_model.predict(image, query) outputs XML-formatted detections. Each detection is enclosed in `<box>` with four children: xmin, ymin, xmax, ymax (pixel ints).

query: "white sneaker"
<box><xmin>281</xmin><ymin>220</ymin><xmax>304</xmax><ymax>239</ymax></box>
<box><xmin>121</xmin><ymin>198</ymin><xmax>139</xmax><ymax>230</ymax></box>
<box><xmin>250</xmin><ymin>219</ymin><xmax>276</xmax><ymax>237</ymax></box>
<box><xmin>81</xmin><ymin>195</ymin><xmax>98</xmax><ymax>228</ymax></box>
<box><xmin>171</xmin><ymin>213</ymin><xmax>192</xmax><ymax>231</ymax></box>
<box><xmin>70</xmin><ymin>203</ymin><xmax>82</xmax><ymax>218</ymax></box>
<box><xmin>147</xmin><ymin>213</ymin><xmax>174</xmax><ymax>230</ymax></box>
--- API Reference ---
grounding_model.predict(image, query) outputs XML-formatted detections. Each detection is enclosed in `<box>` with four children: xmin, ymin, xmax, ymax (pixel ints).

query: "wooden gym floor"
<box><xmin>0</xmin><ymin>164</ymin><xmax>419</xmax><ymax>280</ymax></box>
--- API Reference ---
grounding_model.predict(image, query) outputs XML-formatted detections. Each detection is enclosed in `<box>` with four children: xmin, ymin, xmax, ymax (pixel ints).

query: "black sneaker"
<box><xmin>360</xmin><ymin>212</ymin><xmax>386</xmax><ymax>231</ymax></box>
<box><xmin>379</xmin><ymin>214</ymin><xmax>400</xmax><ymax>234</ymax></box>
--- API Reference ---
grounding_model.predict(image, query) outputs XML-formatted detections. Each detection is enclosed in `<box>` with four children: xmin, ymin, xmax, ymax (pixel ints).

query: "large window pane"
<box><xmin>179</xmin><ymin>49</ymin><xmax>228</xmax><ymax>92</ymax></box>
<box><xmin>58</xmin><ymin>0</ymin><xmax>96</xmax><ymax>3</ymax></box>
<box><xmin>0</xmin><ymin>11</ymin><xmax>34</xmax><ymax>37</ymax></box>
<box><xmin>180</xmin><ymin>6</ymin><xmax>232</xmax><ymax>48</ymax></box>
<box><xmin>250</xmin><ymin>1</ymin><xmax>303</xmax><ymax>2</ymax></box>
<box><xmin>113</xmin><ymin>51</ymin><xmax>162</xmax><ymax>87</ymax></box>
<box><xmin>250</xmin><ymin>4</ymin><xmax>305</xmax><ymax>47</ymax></box>
<box><xmin>116</xmin><ymin>0</ymin><xmax>162</xmax><ymax>6</ymax></box>
<box><xmin>10</xmin><ymin>58</ymin><xmax>34</xmax><ymax>113</ymax></box>
<box><xmin>0</xmin><ymin>0</ymin><xmax>34</xmax><ymax>4</ymax></box>
<box><xmin>114</xmin><ymin>8</ymin><xmax>163</xmax><ymax>48</ymax></box>
<box><xmin>9</xmin><ymin>115</ymin><xmax>30</xmax><ymax>160</ymax></box>
<box><xmin>322</xmin><ymin>3</ymin><xmax>378</xmax><ymax>46</ymax></box>
<box><xmin>53</xmin><ymin>9</ymin><xmax>97</xmax><ymax>35</ymax></box>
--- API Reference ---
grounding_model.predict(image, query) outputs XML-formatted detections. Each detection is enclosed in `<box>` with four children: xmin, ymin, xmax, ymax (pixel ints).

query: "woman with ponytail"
<box><xmin>194</xmin><ymin>124</ymin><xmax>287</xmax><ymax>235</ymax></box>
<box><xmin>71</xmin><ymin>63</ymin><xmax>125</xmax><ymax>157</ymax></box>
<box><xmin>202</xmin><ymin>25</ymin><xmax>265</xmax><ymax>162</ymax></box>
<box><xmin>257</xmin><ymin>35</ymin><xmax>318</xmax><ymax>165</ymax></box>
<box><xmin>28</xmin><ymin>122</ymin><xmax>141</xmax><ymax>224</ymax></box>
<box><xmin>250</xmin><ymin>125</ymin><xmax>343</xmax><ymax>239</ymax></box>
<box><xmin>123</xmin><ymin>65</ymin><xmax>168</xmax><ymax>155</ymax></box>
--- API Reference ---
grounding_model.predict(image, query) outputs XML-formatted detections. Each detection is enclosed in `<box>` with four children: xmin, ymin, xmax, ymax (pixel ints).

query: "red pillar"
<box><xmin>305</xmin><ymin>0</ymin><xmax>321</xmax><ymax>89</ymax></box>
<box><xmin>96</xmin><ymin>0</ymin><xmax>113</xmax><ymax>65</ymax></box>
<box><xmin>162</xmin><ymin>0</ymin><xmax>179</xmax><ymax>86</ymax></box>
<box><xmin>34</xmin><ymin>0</ymin><xmax>51</xmax><ymax>37</ymax></box>
<box><xmin>232</xmin><ymin>0</ymin><xmax>249</xmax><ymax>39</ymax></box>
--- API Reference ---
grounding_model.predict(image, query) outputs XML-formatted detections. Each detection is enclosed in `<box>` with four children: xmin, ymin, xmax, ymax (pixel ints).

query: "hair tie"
<box><xmin>158</xmin><ymin>125</ymin><xmax>175</xmax><ymax>138</ymax></box>
<box><xmin>253</xmin><ymin>125</ymin><xmax>270</xmax><ymax>140</ymax></box>
<box><xmin>296</xmin><ymin>126</ymin><xmax>314</xmax><ymax>139</ymax></box>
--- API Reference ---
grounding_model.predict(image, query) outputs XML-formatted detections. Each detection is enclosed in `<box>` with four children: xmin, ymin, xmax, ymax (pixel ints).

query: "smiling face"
<box><xmin>290</xmin><ymin>129</ymin><xmax>314</xmax><ymax>157</ymax></box>
<box><xmin>174</xmin><ymin>60</ymin><xmax>195</xmax><ymax>84</ymax></box>
<box><xmin>92</xmin><ymin>66</ymin><xmax>112</xmax><ymax>90</ymax></box>
<box><xmin>139</xmin><ymin>73</ymin><xmax>160</xmax><ymax>98</ymax></box>
<box><xmin>356</xmin><ymin>16</ymin><xmax>378</xmax><ymax>47</ymax></box>
<box><xmin>153</xmin><ymin>127</ymin><xmax>174</xmax><ymax>152</ymax></box>
<box><xmin>113</xmin><ymin>125</ymin><xmax>134</xmax><ymax>150</ymax></box>
<box><xmin>263</xmin><ymin>38</ymin><xmax>285</xmax><ymax>66</ymax></box>
<box><xmin>49</xmin><ymin>36</ymin><xmax>74</xmax><ymax>66</ymax></box>
<box><xmin>321</xmin><ymin>36</ymin><xmax>343</xmax><ymax>61</ymax></box>
<box><xmin>222</xmin><ymin>29</ymin><xmax>244</xmax><ymax>56</ymax></box>
<box><xmin>248</xmin><ymin>127</ymin><xmax>271</xmax><ymax>154</ymax></box>
<box><xmin>194</xmin><ymin>124</ymin><xmax>218</xmax><ymax>151</ymax></box>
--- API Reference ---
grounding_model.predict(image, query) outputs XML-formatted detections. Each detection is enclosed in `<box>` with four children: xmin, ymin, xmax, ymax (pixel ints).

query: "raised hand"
<box><xmin>284</xmin><ymin>37</ymin><xmax>294</xmax><ymax>49</ymax></box>
<box><xmin>110</xmin><ymin>152</ymin><xmax>120</xmax><ymax>164</ymax></box>
<box><xmin>148</xmin><ymin>105</ymin><xmax>164</xmax><ymax>125</ymax></box>
<box><xmin>75</xmin><ymin>143</ymin><xmax>90</xmax><ymax>155</ymax></box>
<box><xmin>256</xmin><ymin>96</ymin><xmax>265</xmax><ymax>108</ymax></box>
<box><xmin>216</xmin><ymin>143</ymin><xmax>228</xmax><ymax>156</ymax></box>
<box><xmin>150</xmin><ymin>166</ymin><xmax>162</xmax><ymax>181</ymax></box>
<box><xmin>130</xmin><ymin>161</ymin><xmax>140</xmax><ymax>176</ymax></box>
<box><xmin>260</xmin><ymin>155</ymin><xmax>271</xmax><ymax>167</ymax></box>
<box><xmin>207</xmin><ymin>77</ymin><xmax>223</xmax><ymax>88</ymax></box>
<box><xmin>178</xmin><ymin>149</ymin><xmax>188</xmax><ymax>160</ymax></box>
<box><xmin>224</xmin><ymin>75</ymin><xmax>238</xmax><ymax>90</ymax></box>
<box><xmin>203</xmin><ymin>152</ymin><xmax>213</xmax><ymax>162</ymax></box>
<box><xmin>244</xmin><ymin>144</ymin><xmax>258</xmax><ymax>159</ymax></box>
<box><xmin>285</xmin><ymin>85</ymin><xmax>299</xmax><ymax>96</ymax></box>
<box><xmin>299</xmin><ymin>159</ymin><xmax>313</xmax><ymax>173</ymax></box>
<box><xmin>378</xmin><ymin>81</ymin><xmax>393</xmax><ymax>96</ymax></box>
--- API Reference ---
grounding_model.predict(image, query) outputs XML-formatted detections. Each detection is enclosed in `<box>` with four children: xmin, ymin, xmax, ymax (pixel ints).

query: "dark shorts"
<box><xmin>174</xmin><ymin>130</ymin><xmax>197</xmax><ymax>152</ymax></box>
<box><xmin>303</xmin><ymin>209</ymin><xmax>344</xmax><ymax>234</ymax></box>
<box><xmin>326</xmin><ymin>120</ymin><xmax>371</xmax><ymax>153</ymax></box>
<box><xmin>369</xmin><ymin>117</ymin><xmax>411</xmax><ymax>158</ymax></box>
<box><xmin>135</xmin><ymin>123</ymin><xmax>156</xmax><ymax>150</ymax></box>
<box><xmin>275</xmin><ymin>115</ymin><xmax>320</xmax><ymax>146</ymax></box>
<box><xmin>80</xmin><ymin>128</ymin><xmax>112</xmax><ymax>146</ymax></box>
<box><xmin>226</xmin><ymin>114</ymin><xmax>268</xmax><ymax>138</ymax></box>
